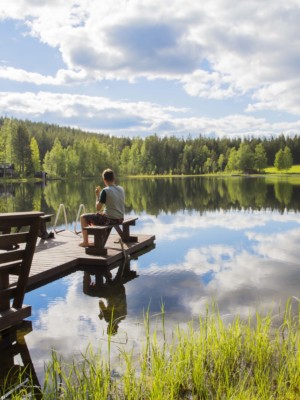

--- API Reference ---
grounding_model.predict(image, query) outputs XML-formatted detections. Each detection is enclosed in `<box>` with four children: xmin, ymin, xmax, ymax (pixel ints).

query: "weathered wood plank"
<box><xmin>0</xmin><ymin>286</ymin><xmax>17</xmax><ymax>310</ymax></box>
<box><xmin>23</xmin><ymin>231</ymin><xmax>155</xmax><ymax>290</ymax></box>
<box><xmin>13</xmin><ymin>215</ymin><xmax>41</xmax><ymax>309</ymax></box>
<box><xmin>0</xmin><ymin>306</ymin><xmax>31</xmax><ymax>332</ymax></box>
<box><xmin>0</xmin><ymin>232</ymin><xmax>28</xmax><ymax>247</ymax></box>
<box><xmin>0</xmin><ymin>262</ymin><xmax>21</xmax><ymax>274</ymax></box>
<box><xmin>0</xmin><ymin>211</ymin><xmax>44</xmax><ymax>220</ymax></box>
<box><xmin>0</xmin><ymin>320</ymin><xmax>32</xmax><ymax>350</ymax></box>
<box><xmin>0</xmin><ymin>249</ymin><xmax>26</xmax><ymax>264</ymax></box>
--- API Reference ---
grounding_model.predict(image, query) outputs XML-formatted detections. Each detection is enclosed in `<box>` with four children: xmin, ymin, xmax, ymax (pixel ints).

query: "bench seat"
<box><xmin>83</xmin><ymin>217</ymin><xmax>138</xmax><ymax>256</ymax></box>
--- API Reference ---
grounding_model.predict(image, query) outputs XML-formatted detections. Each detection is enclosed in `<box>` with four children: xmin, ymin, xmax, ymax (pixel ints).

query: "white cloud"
<box><xmin>1</xmin><ymin>1</ymin><xmax>300</xmax><ymax>102</ymax></box>
<box><xmin>247</xmin><ymin>80</ymin><xmax>300</xmax><ymax>115</ymax></box>
<box><xmin>181</xmin><ymin>70</ymin><xmax>236</xmax><ymax>99</ymax></box>
<box><xmin>2</xmin><ymin>90</ymin><xmax>300</xmax><ymax>137</ymax></box>
<box><xmin>0</xmin><ymin>66</ymin><xmax>91</xmax><ymax>85</ymax></box>
<box><xmin>0</xmin><ymin>91</ymin><xmax>187</xmax><ymax>132</ymax></box>
<box><xmin>1</xmin><ymin>0</ymin><xmax>300</xmax><ymax>135</ymax></box>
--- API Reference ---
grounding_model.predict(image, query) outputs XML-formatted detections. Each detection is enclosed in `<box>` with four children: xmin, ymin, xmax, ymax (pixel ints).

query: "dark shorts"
<box><xmin>83</xmin><ymin>213</ymin><xmax>123</xmax><ymax>226</ymax></box>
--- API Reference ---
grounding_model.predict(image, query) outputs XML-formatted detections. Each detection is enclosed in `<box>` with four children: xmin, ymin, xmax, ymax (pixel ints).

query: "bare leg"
<box><xmin>79</xmin><ymin>215</ymin><xmax>89</xmax><ymax>246</ymax></box>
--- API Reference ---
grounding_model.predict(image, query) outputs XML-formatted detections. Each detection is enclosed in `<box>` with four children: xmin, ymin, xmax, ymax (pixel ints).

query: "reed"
<box><xmin>3</xmin><ymin>300</ymin><xmax>300</xmax><ymax>399</ymax></box>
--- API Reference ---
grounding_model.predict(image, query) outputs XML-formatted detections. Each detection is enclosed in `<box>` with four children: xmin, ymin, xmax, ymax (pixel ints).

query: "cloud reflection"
<box><xmin>130</xmin><ymin>210</ymin><xmax>300</xmax><ymax>322</ymax></box>
<box><xmin>25</xmin><ymin>209</ymin><xmax>300</xmax><ymax>381</ymax></box>
<box><xmin>137</xmin><ymin>210</ymin><xmax>300</xmax><ymax>241</ymax></box>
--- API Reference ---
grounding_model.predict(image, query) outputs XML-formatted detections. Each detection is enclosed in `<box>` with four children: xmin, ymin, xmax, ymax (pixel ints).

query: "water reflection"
<box><xmin>2</xmin><ymin>176</ymin><xmax>300</xmax><ymax>386</ymax></box>
<box><xmin>17</xmin><ymin>207</ymin><xmax>300</xmax><ymax>386</ymax></box>
<box><xmin>83</xmin><ymin>261</ymin><xmax>138</xmax><ymax>335</ymax></box>
<box><xmin>132</xmin><ymin>210</ymin><xmax>300</xmax><ymax>320</ymax></box>
<box><xmin>0</xmin><ymin>259</ymin><xmax>140</xmax><ymax>387</ymax></box>
<box><xmin>2</xmin><ymin>176</ymin><xmax>300</xmax><ymax>216</ymax></box>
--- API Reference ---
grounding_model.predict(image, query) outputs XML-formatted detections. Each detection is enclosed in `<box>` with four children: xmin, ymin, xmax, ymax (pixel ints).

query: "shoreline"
<box><xmin>1</xmin><ymin>173</ymin><xmax>300</xmax><ymax>183</ymax></box>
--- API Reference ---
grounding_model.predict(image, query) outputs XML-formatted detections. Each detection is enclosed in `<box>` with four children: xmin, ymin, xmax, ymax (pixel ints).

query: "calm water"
<box><xmin>1</xmin><ymin>176</ymin><xmax>300</xmax><ymax>383</ymax></box>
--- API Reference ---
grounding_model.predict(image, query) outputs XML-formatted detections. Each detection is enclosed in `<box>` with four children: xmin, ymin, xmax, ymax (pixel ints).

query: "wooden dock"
<box><xmin>26</xmin><ymin>230</ymin><xmax>155</xmax><ymax>290</ymax></box>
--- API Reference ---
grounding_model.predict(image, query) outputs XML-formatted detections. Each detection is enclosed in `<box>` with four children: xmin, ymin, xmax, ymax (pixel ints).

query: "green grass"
<box><xmin>3</xmin><ymin>301</ymin><xmax>300</xmax><ymax>399</ymax></box>
<box><xmin>2</xmin><ymin>166</ymin><xmax>300</xmax><ymax>183</ymax></box>
<box><xmin>264</xmin><ymin>165</ymin><xmax>300</xmax><ymax>174</ymax></box>
<box><xmin>127</xmin><ymin>166</ymin><xmax>300</xmax><ymax>178</ymax></box>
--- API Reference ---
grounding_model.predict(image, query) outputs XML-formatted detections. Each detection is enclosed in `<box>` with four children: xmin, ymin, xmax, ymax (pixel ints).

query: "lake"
<box><xmin>1</xmin><ymin>175</ymin><xmax>300</xmax><ymax>384</ymax></box>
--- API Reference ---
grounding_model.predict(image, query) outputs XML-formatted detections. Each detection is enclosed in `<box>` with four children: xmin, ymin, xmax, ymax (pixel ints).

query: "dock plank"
<box><xmin>25</xmin><ymin>230</ymin><xmax>155</xmax><ymax>289</ymax></box>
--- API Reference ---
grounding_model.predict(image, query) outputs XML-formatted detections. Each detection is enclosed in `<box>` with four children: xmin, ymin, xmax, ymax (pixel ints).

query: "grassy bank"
<box><xmin>123</xmin><ymin>165</ymin><xmax>300</xmax><ymax>178</ymax></box>
<box><xmin>2</xmin><ymin>165</ymin><xmax>300</xmax><ymax>183</ymax></box>
<box><xmin>264</xmin><ymin>165</ymin><xmax>300</xmax><ymax>174</ymax></box>
<box><xmin>3</xmin><ymin>301</ymin><xmax>300</xmax><ymax>399</ymax></box>
<box><xmin>0</xmin><ymin>177</ymin><xmax>45</xmax><ymax>183</ymax></box>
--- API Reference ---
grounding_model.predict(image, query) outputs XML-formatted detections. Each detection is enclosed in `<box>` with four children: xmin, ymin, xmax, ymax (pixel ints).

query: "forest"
<box><xmin>0</xmin><ymin>117</ymin><xmax>298</xmax><ymax>178</ymax></box>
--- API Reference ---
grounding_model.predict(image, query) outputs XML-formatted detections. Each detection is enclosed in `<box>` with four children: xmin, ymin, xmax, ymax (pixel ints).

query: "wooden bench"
<box><xmin>0</xmin><ymin>211</ymin><xmax>44</xmax><ymax>333</ymax></box>
<box><xmin>0</xmin><ymin>214</ymin><xmax>54</xmax><ymax>241</ymax></box>
<box><xmin>83</xmin><ymin>217</ymin><xmax>138</xmax><ymax>256</ymax></box>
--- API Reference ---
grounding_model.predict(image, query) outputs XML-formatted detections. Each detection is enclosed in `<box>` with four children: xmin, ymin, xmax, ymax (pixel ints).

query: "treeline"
<box><xmin>0</xmin><ymin>117</ymin><xmax>299</xmax><ymax>178</ymax></box>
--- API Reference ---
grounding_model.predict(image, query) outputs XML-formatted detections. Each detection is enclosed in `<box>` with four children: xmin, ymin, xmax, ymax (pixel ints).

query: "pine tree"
<box><xmin>30</xmin><ymin>137</ymin><xmax>41</xmax><ymax>172</ymax></box>
<box><xmin>274</xmin><ymin>149</ymin><xmax>285</xmax><ymax>170</ymax></box>
<box><xmin>283</xmin><ymin>146</ymin><xmax>293</xmax><ymax>170</ymax></box>
<box><xmin>236</xmin><ymin>143</ymin><xmax>254</xmax><ymax>172</ymax></box>
<box><xmin>254</xmin><ymin>143</ymin><xmax>268</xmax><ymax>171</ymax></box>
<box><xmin>12</xmin><ymin>123</ymin><xmax>33</xmax><ymax>176</ymax></box>
<box><xmin>226</xmin><ymin>148</ymin><xmax>238</xmax><ymax>171</ymax></box>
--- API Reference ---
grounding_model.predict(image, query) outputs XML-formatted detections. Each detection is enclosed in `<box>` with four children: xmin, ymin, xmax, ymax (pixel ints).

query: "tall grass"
<box><xmin>3</xmin><ymin>300</ymin><xmax>300</xmax><ymax>399</ymax></box>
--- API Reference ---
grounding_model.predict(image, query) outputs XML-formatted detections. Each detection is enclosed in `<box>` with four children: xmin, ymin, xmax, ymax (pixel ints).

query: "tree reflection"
<box><xmin>1</xmin><ymin>176</ymin><xmax>300</xmax><ymax>215</ymax></box>
<box><xmin>274</xmin><ymin>181</ymin><xmax>293</xmax><ymax>206</ymax></box>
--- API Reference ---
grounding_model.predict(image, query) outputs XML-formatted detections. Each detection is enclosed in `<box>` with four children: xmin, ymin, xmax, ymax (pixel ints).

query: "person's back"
<box><xmin>79</xmin><ymin>168</ymin><xmax>125</xmax><ymax>247</ymax></box>
<box><xmin>101</xmin><ymin>184</ymin><xmax>125</xmax><ymax>220</ymax></box>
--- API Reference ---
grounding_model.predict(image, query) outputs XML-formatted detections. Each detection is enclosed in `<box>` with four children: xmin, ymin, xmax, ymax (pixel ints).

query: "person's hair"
<box><xmin>102</xmin><ymin>168</ymin><xmax>115</xmax><ymax>182</ymax></box>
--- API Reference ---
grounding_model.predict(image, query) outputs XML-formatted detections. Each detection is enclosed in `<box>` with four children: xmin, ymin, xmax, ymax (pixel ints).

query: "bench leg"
<box><xmin>85</xmin><ymin>228</ymin><xmax>112</xmax><ymax>256</ymax></box>
<box><xmin>0</xmin><ymin>272</ymin><xmax>10</xmax><ymax>311</ymax></box>
<box><xmin>38</xmin><ymin>219</ymin><xmax>54</xmax><ymax>239</ymax></box>
<box><xmin>114</xmin><ymin>225</ymin><xmax>138</xmax><ymax>242</ymax></box>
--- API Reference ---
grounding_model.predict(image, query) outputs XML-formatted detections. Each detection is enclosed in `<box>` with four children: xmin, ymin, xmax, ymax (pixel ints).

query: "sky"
<box><xmin>1</xmin><ymin>0</ymin><xmax>300</xmax><ymax>139</ymax></box>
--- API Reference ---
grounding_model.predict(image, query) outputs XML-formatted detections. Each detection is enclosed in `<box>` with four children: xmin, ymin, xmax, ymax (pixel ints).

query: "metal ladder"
<box><xmin>74</xmin><ymin>203</ymin><xmax>86</xmax><ymax>234</ymax></box>
<box><xmin>53</xmin><ymin>203</ymin><xmax>86</xmax><ymax>234</ymax></box>
<box><xmin>52</xmin><ymin>203</ymin><xmax>68</xmax><ymax>234</ymax></box>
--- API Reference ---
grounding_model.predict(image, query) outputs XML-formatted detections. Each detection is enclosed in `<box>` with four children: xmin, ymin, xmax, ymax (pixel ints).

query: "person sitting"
<box><xmin>79</xmin><ymin>168</ymin><xmax>125</xmax><ymax>247</ymax></box>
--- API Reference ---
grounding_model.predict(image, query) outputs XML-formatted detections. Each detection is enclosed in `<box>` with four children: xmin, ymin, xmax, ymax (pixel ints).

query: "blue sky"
<box><xmin>1</xmin><ymin>0</ymin><xmax>300</xmax><ymax>139</ymax></box>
